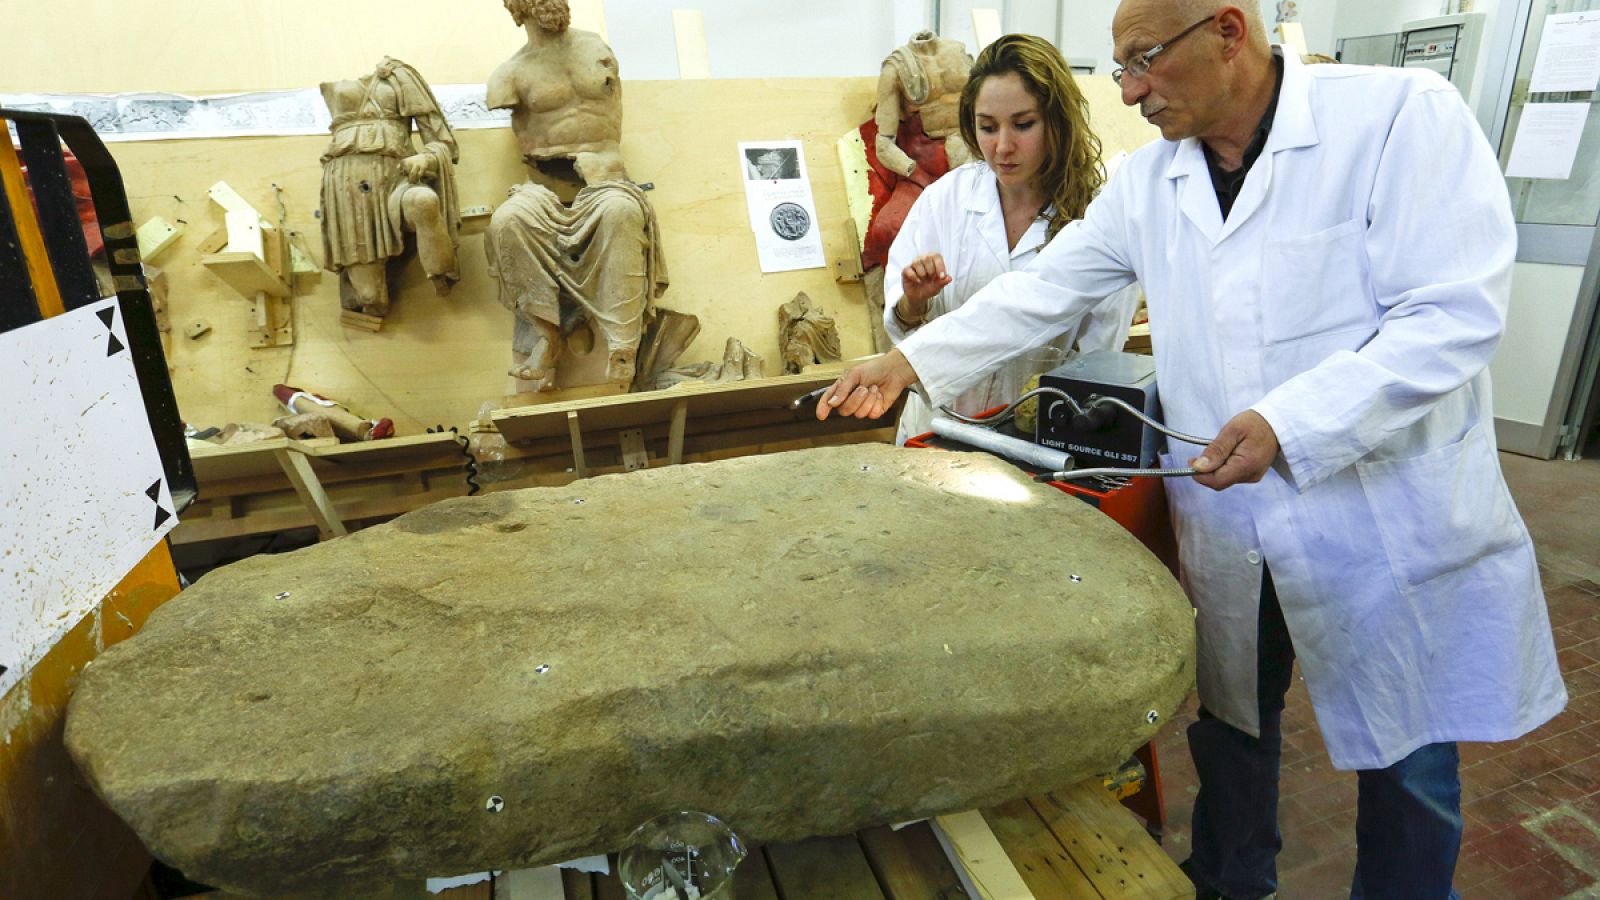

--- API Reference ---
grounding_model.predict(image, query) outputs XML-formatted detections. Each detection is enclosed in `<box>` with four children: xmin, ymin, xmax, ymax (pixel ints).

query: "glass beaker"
<box><xmin>1014</xmin><ymin>346</ymin><xmax>1068</xmax><ymax>435</ymax></box>
<box><xmin>618</xmin><ymin>811</ymin><xmax>747</xmax><ymax>900</ymax></box>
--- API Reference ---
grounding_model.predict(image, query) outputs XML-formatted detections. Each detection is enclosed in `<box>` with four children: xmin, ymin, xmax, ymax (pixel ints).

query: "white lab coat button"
<box><xmin>1247</xmin><ymin>550</ymin><xmax>1262</xmax><ymax>565</ymax></box>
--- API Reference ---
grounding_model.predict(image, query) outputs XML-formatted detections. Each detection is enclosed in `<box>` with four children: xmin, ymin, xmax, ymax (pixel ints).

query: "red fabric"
<box><xmin>66</xmin><ymin>151</ymin><xmax>102</xmax><ymax>258</ymax></box>
<box><xmin>859</xmin><ymin>112</ymin><xmax>951</xmax><ymax>272</ymax></box>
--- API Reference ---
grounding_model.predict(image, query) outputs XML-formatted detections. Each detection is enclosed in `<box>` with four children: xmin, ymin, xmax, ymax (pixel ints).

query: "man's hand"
<box><xmin>816</xmin><ymin>350</ymin><xmax>919</xmax><ymax>421</ymax></box>
<box><xmin>1190</xmin><ymin>410</ymin><xmax>1280</xmax><ymax>491</ymax></box>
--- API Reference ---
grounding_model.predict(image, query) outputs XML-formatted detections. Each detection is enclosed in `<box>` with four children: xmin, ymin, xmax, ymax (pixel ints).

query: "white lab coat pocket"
<box><xmin>1353</xmin><ymin>423</ymin><xmax>1525</xmax><ymax>590</ymax></box>
<box><xmin>1259</xmin><ymin>219</ymin><xmax>1378</xmax><ymax>384</ymax></box>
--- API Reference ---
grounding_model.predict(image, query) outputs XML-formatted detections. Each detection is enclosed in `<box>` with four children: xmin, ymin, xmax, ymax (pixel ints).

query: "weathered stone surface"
<box><xmin>66</xmin><ymin>445</ymin><xmax>1194</xmax><ymax>896</ymax></box>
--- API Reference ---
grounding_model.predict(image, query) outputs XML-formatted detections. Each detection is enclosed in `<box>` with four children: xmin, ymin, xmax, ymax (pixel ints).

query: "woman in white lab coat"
<box><xmin>883</xmin><ymin>34</ymin><xmax>1139</xmax><ymax>444</ymax></box>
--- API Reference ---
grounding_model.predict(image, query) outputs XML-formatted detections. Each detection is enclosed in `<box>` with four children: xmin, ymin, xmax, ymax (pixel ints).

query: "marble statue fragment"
<box><xmin>486</xmin><ymin>0</ymin><xmax>668</xmax><ymax>392</ymax></box>
<box><xmin>654</xmin><ymin>337</ymin><xmax>765</xmax><ymax>389</ymax></box>
<box><xmin>778</xmin><ymin>292</ymin><xmax>841</xmax><ymax>375</ymax></box>
<box><xmin>319</xmin><ymin>57</ymin><xmax>461</xmax><ymax>318</ymax></box>
<box><xmin>66</xmin><ymin>445</ymin><xmax>1193</xmax><ymax>897</ymax></box>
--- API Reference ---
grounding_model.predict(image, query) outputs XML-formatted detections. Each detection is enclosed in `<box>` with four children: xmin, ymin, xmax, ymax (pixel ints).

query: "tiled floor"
<box><xmin>1152</xmin><ymin>452</ymin><xmax>1600</xmax><ymax>899</ymax></box>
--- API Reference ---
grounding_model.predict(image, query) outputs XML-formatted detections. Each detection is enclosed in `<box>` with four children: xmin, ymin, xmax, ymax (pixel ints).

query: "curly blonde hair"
<box><xmin>504</xmin><ymin>0</ymin><xmax>570</xmax><ymax>33</ymax></box>
<box><xmin>958</xmin><ymin>34</ymin><xmax>1104</xmax><ymax>238</ymax></box>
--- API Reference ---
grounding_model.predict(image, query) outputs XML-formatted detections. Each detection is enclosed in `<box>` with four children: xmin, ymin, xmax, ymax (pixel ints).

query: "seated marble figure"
<box><xmin>486</xmin><ymin>0</ymin><xmax>668</xmax><ymax>391</ymax></box>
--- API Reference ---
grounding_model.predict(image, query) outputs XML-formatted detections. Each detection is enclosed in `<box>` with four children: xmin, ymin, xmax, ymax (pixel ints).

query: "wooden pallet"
<box><xmin>429</xmin><ymin>780</ymin><xmax>1189</xmax><ymax>900</ymax></box>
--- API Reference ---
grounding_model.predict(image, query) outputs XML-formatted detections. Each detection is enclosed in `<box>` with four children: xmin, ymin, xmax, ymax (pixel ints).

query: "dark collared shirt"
<box><xmin>1205</xmin><ymin>50</ymin><xmax>1285</xmax><ymax>220</ymax></box>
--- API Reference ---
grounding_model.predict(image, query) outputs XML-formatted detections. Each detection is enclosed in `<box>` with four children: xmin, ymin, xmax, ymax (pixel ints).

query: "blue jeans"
<box><xmin>1185</xmin><ymin>566</ymin><xmax>1463</xmax><ymax>900</ymax></box>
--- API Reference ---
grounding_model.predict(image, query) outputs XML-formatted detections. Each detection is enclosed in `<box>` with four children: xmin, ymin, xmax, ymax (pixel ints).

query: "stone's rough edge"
<box><xmin>65</xmin><ymin>445</ymin><xmax>1196</xmax><ymax>895</ymax></box>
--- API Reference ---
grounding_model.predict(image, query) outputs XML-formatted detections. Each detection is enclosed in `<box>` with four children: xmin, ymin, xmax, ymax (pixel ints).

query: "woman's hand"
<box><xmin>899</xmin><ymin>253</ymin><xmax>952</xmax><ymax>320</ymax></box>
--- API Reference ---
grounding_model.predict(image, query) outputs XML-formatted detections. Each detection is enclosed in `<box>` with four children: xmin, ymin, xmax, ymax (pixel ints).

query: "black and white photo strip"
<box><xmin>743</xmin><ymin>146</ymin><xmax>801</xmax><ymax>181</ymax></box>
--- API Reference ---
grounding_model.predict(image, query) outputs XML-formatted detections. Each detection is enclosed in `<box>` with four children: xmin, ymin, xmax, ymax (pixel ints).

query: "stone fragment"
<box><xmin>66</xmin><ymin>444</ymin><xmax>1194</xmax><ymax>896</ymax></box>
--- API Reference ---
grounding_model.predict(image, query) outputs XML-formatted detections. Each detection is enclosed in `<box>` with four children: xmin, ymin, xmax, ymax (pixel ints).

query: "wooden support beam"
<box><xmin>272</xmin><ymin>447</ymin><xmax>348</xmax><ymax>539</ymax></box>
<box><xmin>668</xmin><ymin>399</ymin><xmax>689</xmax><ymax>465</ymax></box>
<box><xmin>618</xmin><ymin>428</ymin><xmax>648</xmax><ymax>472</ymax></box>
<box><xmin>933</xmin><ymin>810</ymin><xmax>1035</xmax><ymax>900</ymax></box>
<box><xmin>673</xmin><ymin>9</ymin><xmax>711</xmax><ymax>79</ymax></box>
<box><xmin>566</xmin><ymin>410</ymin><xmax>588</xmax><ymax>478</ymax></box>
<box><xmin>501</xmin><ymin>865</ymin><xmax>566</xmax><ymax>899</ymax></box>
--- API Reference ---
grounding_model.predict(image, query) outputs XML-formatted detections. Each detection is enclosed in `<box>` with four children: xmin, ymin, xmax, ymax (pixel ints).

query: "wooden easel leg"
<box><xmin>566</xmin><ymin>411</ymin><xmax>588</xmax><ymax>479</ymax></box>
<box><xmin>273</xmin><ymin>448</ymin><xmax>348</xmax><ymax>539</ymax></box>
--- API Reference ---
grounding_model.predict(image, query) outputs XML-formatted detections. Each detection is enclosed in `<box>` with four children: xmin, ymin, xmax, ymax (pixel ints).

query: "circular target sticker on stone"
<box><xmin>769</xmin><ymin>203</ymin><xmax>811</xmax><ymax>241</ymax></box>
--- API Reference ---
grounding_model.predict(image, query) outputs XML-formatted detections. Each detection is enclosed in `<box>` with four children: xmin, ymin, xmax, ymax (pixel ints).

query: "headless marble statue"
<box><xmin>486</xmin><ymin>0</ymin><xmax>668</xmax><ymax>391</ymax></box>
<box><xmin>319</xmin><ymin>58</ymin><xmax>460</xmax><ymax>317</ymax></box>
<box><xmin>874</xmin><ymin>31</ymin><xmax>975</xmax><ymax>181</ymax></box>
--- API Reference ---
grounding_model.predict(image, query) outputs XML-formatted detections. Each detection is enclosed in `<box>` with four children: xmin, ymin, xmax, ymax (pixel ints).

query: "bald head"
<box><xmin>1114</xmin><ymin>0</ymin><xmax>1270</xmax><ymax>54</ymax></box>
<box><xmin>1111</xmin><ymin>0</ymin><xmax>1278</xmax><ymax>153</ymax></box>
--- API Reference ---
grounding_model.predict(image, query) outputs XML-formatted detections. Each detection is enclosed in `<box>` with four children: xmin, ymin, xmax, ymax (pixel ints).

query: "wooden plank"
<box><xmin>340</xmin><ymin>309</ymin><xmax>385</xmax><ymax>332</ymax></box>
<box><xmin>273</xmin><ymin>447</ymin><xmax>349</xmax><ymax>538</ymax></box>
<box><xmin>971</xmin><ymin>8</ymin><xmax>1002</xmax><ymax>51</ymax></box>
<box><xmin>672</xmin><ymin>9</ymin><xmax>711</xmax><ymax>79</ymax></box>
<box><xmin>493</xmin><ymin>370</ymin><xmax>852</xmax><ymax>443</ymax></box>
<box><xmin>136</xmin><ymin>216</ymin><xmax>183</xmax><ymax>262</ymax></box>
<box><xmin>593</xmin><ymin>857</ymin><xmax>628</xmax><ymax>900</ymax></box>
<box><xmin>503</xmin><ymin>865</ymin><xmax>566</xmax><ymax>899</ymax></box>
<box><xmin>561</xmin><ymin>868</ymin><xmax>595</xmax><ymax>900</ymax></box>
<box><xmin>668</xmin><ymin>399</ymin><xmax>688</xmax><ymax>465</ymax></box>
<box><xmin>766</xmin><ymin>835</ymin><xmax>886</xmax><ymax>900</ymax></box>
<box><xmin>982</xmin><ymin>800</ymin><xmax>1100</xmax><ymax>899</ymax></box>
<box><xmin>0</xmin><ymin>122</ymin><xmax>65</xmax><ymax>318</ymax></box>
<box><xmin>201</xmin><ymin>250</ymin><xmax>290</xmax><ymax>298</ymax></box>
<box><xmin>1029</xmin><ymin>784</ymin><xmax>1190</xmax><ymax>900</ymax></box>
<box><xmin>436</xmin><ymin>880</ymin><xmax>494</xmax><ymax>900</ymax></box>
<box><xmin>567</xmin><ymin>411</ymin><xmax>589</xmax><ymax>478</ymax></box>
<box><xmin>618</xmin><ymin>428</ymin><xmax>648</xmax><ymax>471</ymax></box>
<box><xmin>933</xmin><ymin>811</ymin><xmax>1034</xmax><ymax>900</ymax></box>
<box><xmin>310</xmin><ymin>432</ymin><xmax>461</xmax><ymax>464</ymax></box>
<box><xmin>859</xmin><ymin>823</ymin><xmax>970</xmax><ymax>900</ymax></box>
<box><xmin>732</xmin><ymin>846</ymin><xmax>781</xmax><ymax>900</ymax></box>
<box><xmin>896</xmin><ymin>821</ymin><xmax>978</xmax><ymax>899</ymax></box>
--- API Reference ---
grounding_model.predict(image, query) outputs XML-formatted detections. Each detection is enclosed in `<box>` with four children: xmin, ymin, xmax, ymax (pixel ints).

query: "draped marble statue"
<box><xmin>872</xmin><ymin>31</ymin><xmax>975</xmax><ymax>183</ymax></box>
<box><xmin>319</xmin><ymin>57</ymin><xmax>461</xmax><ymax>318</ymax></box>
<box><xmin>486</xmin><ymin>0</ymin><xmax>668</xmax><ymax>392</ymax></box>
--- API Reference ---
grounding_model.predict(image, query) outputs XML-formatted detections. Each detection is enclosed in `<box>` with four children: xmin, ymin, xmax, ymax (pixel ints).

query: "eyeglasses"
<box><xmin>1111</xmin><ymin>15</ymin><xmax>1216</xmax><ymax>85</ymax></box>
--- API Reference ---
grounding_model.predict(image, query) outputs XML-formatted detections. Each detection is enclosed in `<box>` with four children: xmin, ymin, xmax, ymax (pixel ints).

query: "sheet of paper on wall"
<box><xmin>1505</xmin><ymin>102</ymin><xmax>1592</xmax><ymax>180</ymax></box>
<box><xmin>0</xmin><ymin>298</ymin><xmax>179</xmax><ymax>700</ymax></box>
<box><xmin>738</xmin><ymin>140</ymin><xmax>827</xmax><ymax>273</ymax></box>
<box><xmin>1529</xmin><ymin>11</ymin><xmax>1600</xmax><ymax>94</ymax></box>
<box><xmin>0</xmin><ymin>85</ymin><xmax>510</xmax><ymax>142</ymax></box>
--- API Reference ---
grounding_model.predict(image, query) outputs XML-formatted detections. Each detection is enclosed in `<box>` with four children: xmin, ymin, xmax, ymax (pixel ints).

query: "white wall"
<box><xmin>1491</xmin><ymin>262</ymin><xmax>1587</xmax><ymax>430</ymax></box>
<box><xmin>605</xmin><ymin>1</ymin><xmax>902</xmax><ymax>79</ymax></box>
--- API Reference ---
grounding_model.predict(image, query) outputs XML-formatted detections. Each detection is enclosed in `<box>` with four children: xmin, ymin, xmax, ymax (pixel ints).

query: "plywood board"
<box><xmin>93</xmin><ymin>75</ymin><xmax>1154</xmax><ymax>442</ymax></box>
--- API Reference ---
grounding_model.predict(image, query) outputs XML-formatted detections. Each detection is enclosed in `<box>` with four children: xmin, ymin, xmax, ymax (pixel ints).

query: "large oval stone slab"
<box><xmin>66</xmin><ymin>444</ymin><xmax>1194</xmax><ymax>896</ymax></box>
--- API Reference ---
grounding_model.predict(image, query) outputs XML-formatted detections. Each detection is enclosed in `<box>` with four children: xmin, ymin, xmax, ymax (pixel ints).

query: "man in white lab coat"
<box><xmin>817</xmin><ymin>1</ymin><xmax>1567</xmax><ymax>898</ymax></box>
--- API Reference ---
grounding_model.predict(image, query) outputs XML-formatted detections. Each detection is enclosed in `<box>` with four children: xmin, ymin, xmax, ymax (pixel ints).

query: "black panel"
<box><xmin>1</xmin><ymin>109</ymin><xmax>196</xmax><ymax>514</ymax></box>
<box><xmin>14</xmin><ymin>119</ymin><xmax>99</xmax><ymax>311</ymax></box>
<box><xmin>0</xmin><ymin>172</ymin><xmax>42</xmax><ymax>331</ymax></box>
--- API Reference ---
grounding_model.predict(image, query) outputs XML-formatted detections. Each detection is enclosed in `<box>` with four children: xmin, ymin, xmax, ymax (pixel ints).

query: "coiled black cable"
<box><xmin>428</xmin><ymin>425</ymin><xmax>481</xmax><ymax>496</ymax></box>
